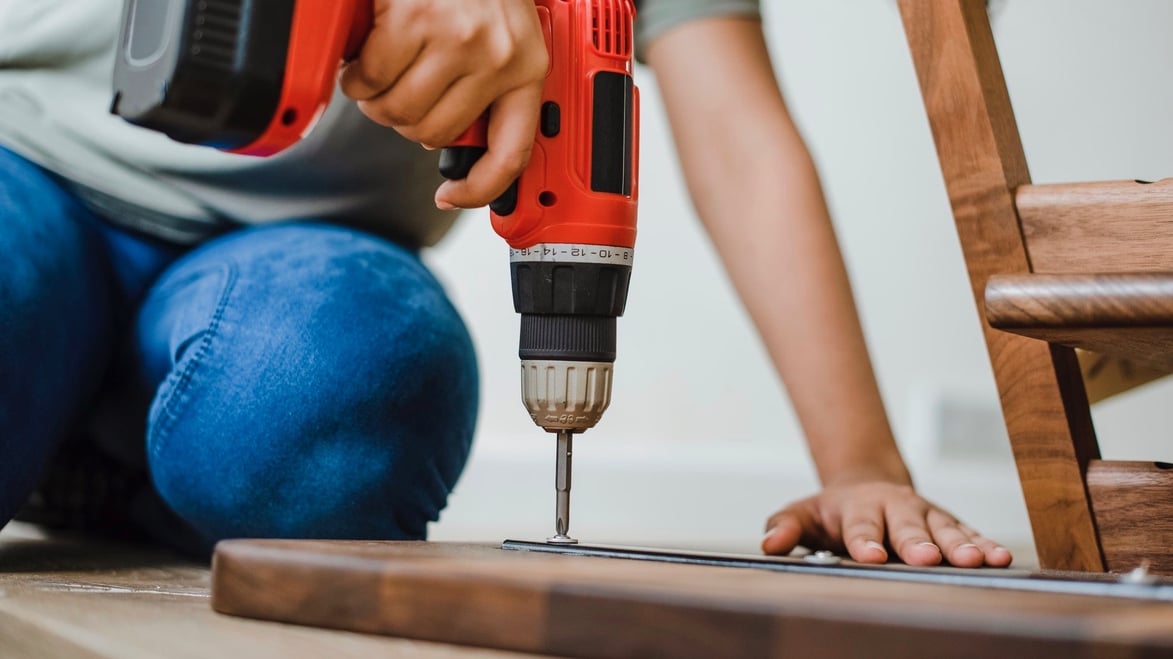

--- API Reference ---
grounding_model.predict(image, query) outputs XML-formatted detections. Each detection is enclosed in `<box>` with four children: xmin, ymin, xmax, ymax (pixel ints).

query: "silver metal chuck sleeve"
<box><xmin>520</xmin><ymin>359</ymin><xmax>613</xmax><ymax>432</ymax></box>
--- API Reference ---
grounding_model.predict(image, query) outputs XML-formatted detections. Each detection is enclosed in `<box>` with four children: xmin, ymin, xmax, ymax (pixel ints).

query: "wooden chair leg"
<box><xmin>898</xmin><ymin>0</ymin><xmax>1105</xmax><ymax>571</ymax></box>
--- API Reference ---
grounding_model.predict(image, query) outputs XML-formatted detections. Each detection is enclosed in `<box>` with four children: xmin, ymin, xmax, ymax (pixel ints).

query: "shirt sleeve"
<box><xmin>633</xmin><ymin>0</ymin><xmax>761</xmax><ymax>63</ymax></box>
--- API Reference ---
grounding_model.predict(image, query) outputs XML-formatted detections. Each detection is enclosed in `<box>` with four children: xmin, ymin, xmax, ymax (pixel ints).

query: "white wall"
<box><xmin>424</xmin><ymin>0</ymin><xmax>1173</xmax><ymax>559</ymax></box>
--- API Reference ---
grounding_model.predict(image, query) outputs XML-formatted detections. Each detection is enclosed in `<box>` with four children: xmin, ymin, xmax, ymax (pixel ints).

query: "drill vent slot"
<box><xmin>589</xmin><ymin>0</ymin><xmax>632</xmax><ymax>57</ymax></box>
<box><xmin>189</xmin><ymin>0</ymin><xmax>244</xmax><ymax>70</ymax></box>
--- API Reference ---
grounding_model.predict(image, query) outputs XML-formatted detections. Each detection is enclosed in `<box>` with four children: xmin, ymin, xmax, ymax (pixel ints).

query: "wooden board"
<box><xmin>211</xmin><ymin>539</ymin><xmax>1173</xmax><ymax>658</ymax></box>
<box><xmin>0</xmin><ymin>523</ymin><xmax>522</xmax><ymax>658</ymax></box>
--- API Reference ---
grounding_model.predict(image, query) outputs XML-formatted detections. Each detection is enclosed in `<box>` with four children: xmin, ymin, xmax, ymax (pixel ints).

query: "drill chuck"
<box><xmin>521</xmin><ymin>359</ymin><xmax>614</xmax><ymax>432</ymax></box>
<box><xmin>510</xmin><ymin>243</ymin><xmax>631</xmax><ymax>433</ymax></box>
<box><xmin>519</xmin><ymin>314</ymin><xmax>615</xmax><ymax>362</ymax></box>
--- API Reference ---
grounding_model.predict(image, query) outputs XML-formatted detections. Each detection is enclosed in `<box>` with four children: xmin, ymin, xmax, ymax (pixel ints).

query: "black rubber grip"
<box><xmin>438</xmin><ymin>146</ymin><xmax>486</xmax><ymax>180</ymax></box>
<box><xmin>519</xmin><ymin>314</ymin><xmax>616</xmax><ymax>362</ymax></box>
<box><xmin>438</xmin><ymin>145</ymin><xmax>519</xmax><ymax>215</ymax></box>
<box><xmin>512</xmin><ymin>262</ymin><xmax>632</xmax><ymax>316</ymax></box>
<box><xmin>490</xmin><ymin>180</ymin><xmax>519</xmax><ymax>216</ymax></box>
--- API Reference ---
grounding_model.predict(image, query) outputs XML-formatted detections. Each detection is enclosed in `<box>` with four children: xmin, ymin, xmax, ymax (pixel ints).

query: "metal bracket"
<box><xmin>501</xmin><ymin>540</ymin><xmax>1173</xmax><ymax>601</ymax></box>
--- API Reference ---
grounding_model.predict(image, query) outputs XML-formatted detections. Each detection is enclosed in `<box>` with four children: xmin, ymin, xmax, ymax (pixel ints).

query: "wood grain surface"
<box><xmin>211</xmin><ymin>539</ymin><xmax>1173</xmax><ymax>659</ymax></box>
<box><xmin>987</xmin><ymin>274</ymin><xmax>1173</xmax><ymax>328</ymax></box>
<box><xmin>1018</xmin><ymin>180</ymin><xmax>1173</xmax><ymax>273</ymax></box>
<box><xmin>986</xmin><ymin>274</ymin><xmax>1173</xmax><ymax>370</ymax></box>
<box><xmin>1088</xmin><ymin>461</ymin><xmax>1173</xmax><ymax>575</ymax></box>
<box><xmin>991</xmin><ymin>327</ymin><xmax>1173</xmax><ymax>374</ymax></box>
<box><xmin>898</xmin><ymin>0</ymin><xmax>1104</xmax><ymax>572</ymax></box>
<box><xmin>0</xmin><ymin>523</ymin><xmax>522</xmax><ymax>659</ymax></box>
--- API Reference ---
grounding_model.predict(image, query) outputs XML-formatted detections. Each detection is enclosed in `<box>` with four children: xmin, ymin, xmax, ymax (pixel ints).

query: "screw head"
<box><xmin>1119</xmin><ymin>562</ymin><xmax>1158</xmax><ymax>585</ymax></box>
<box><xmin>803</xmin><ymin>550</ymin><xmax>842</xmax><ymax>565</ymax></box>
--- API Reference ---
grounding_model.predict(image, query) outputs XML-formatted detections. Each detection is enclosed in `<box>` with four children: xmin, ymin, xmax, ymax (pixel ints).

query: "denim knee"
<box><xmin>0</xmin><ymin>147</ymin><xmax>114</xmax><ymax>525</ymax></box>
<box><xmin>0</xmin><ymin>147</ymin><xmax>112</xmax><ymax>349</ymax></box>
<box><xmin>142</xmin><ymin>225</ymin><xmax>478</xmax><ymax>544</ymax></box>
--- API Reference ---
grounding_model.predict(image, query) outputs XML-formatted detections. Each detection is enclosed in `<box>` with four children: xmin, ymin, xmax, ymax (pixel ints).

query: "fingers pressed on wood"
<box><xmin>761</xmin><ymin>511</ymin><xmax>804</xmax><ymax>556</ymax></box>
<box><xmin>959</xmin><ymin>524</ymin><xmax>1014</xmax><ymax>567</ymax></box>
<box><xmin>840</xmin><ymin>503</ymin><xmax>888</xmax><ymax>564</ymax></box>
<box><xmin>927</xmin><ymin>509</ymin><xmax>984</xmax><ymax>568</ymax></box>
<box><xmin>883</xmin><ymin>503</ymin><xmax>942</xmax><ymax>567</ymax></box>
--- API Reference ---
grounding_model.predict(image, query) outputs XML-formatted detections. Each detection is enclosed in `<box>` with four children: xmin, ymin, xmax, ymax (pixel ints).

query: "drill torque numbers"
<box><xmin>510</xmin><ymin>243</ymin><xmax>634</xmax><ymax>266</ymax></box>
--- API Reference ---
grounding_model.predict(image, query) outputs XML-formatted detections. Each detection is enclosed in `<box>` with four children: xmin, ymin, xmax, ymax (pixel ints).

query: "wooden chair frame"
<box><xmin>899</xmin><ymin>0</ymin><xmax>1173</xmax><ymax>573</ymax></box>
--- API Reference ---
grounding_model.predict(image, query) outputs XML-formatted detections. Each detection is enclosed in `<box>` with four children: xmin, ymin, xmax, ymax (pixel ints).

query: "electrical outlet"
<box><xmin>929</xmin><ymin>393</ymin><xmax>1012</xmax><ymax>460</ymax></box>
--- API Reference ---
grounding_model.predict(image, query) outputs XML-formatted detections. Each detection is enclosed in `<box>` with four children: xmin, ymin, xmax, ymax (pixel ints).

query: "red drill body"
<box><xmin>114</xmin><ymin>0</ymin><xmax>639</xmax><ymax>252</ymax></box>
<box><xmin>448</xmin><ymin>0</ymin><xmax>640</xmax><ymax>252</ymax></box>
<box><xmin>114</xmin><ymin>0</ymin><xmax>640</xmax><ymax>543</ymax></box>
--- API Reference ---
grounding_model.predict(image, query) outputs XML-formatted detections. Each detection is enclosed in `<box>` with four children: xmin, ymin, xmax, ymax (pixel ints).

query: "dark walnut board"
<box><xmin>211</xmin><ymin>540</ymin><xmax>1173</xmax><ymax>658</ymax></box>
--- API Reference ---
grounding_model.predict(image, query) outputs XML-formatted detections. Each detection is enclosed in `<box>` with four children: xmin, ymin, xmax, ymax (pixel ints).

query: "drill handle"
<box><xmin>343</xmin><ymin>0</ymin><xmax>374</xmax><ymax>60</ymax></box>
<box><xmin>342</xmin><ymin>1</ymin><xmax>502</xmax><ymax>206</ymax></box>
<box><xmin>437</xmin><ymin>118</ymin><xmax>487</xmax><ymax>179</ymax></box>
<box><xmin>438</xmin><ymin>116</ymin><xmax>520</xmax><ymax>216</ymax></box>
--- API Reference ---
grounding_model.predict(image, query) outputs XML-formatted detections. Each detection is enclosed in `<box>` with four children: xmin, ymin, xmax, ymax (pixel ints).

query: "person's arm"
<box><xmin>645</xmin><ymin>16</ymin><xmax>1011</xmax><ymax>567</ymax></box>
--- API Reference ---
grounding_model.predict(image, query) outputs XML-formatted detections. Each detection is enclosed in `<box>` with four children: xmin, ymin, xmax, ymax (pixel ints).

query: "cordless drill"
<box><xmin>111</xmin><ymin>0</ymin><xmax>639</xmax><ymax>544</ymax></box>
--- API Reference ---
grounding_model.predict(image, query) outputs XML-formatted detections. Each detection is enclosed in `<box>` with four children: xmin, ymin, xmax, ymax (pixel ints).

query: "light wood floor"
<box><xmin>0</xmin><ymin>522</ymin><xmax>527</xmax><ymax>658</ymax></box>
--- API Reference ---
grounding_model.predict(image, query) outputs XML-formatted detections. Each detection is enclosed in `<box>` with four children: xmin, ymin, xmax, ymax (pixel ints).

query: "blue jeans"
<box><xmin>0</xmin><ymin>147</ymin><xmax>477</xmax><ymax>550</ymax></box>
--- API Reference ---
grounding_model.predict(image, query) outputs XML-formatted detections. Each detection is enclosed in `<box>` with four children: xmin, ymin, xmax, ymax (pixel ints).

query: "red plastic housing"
<box><xmin>235</xmin><ymin>0</ymin><xmax>638</xmax><ymax>252</ymax></box>
<box><xmin>486</xmin><ymin>0</ymin><xmax>640</xmax><ymax>250</ymax></box>
<box><xmin>232</xmin><ymin>0</ymin><xmax>372</xmax><ymax>157</ymax></box>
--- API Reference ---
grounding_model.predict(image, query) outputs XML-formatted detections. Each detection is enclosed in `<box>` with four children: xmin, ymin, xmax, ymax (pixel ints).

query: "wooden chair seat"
<box><xmin>900</xmin><ymin>0</ymin><xmax>1173</xmax><ymax>574</ymax></box>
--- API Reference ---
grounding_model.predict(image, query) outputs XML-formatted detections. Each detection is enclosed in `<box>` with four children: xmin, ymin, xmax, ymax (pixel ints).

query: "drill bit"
<box><xmin>547</xmin><ymin>429</ymin><xmax>578</xmax><ymax>544</ymax></box>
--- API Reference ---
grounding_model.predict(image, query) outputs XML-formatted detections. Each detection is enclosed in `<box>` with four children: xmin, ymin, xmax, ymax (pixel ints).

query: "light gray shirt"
<box><xmin>0</xmin><ymin>0</ymin><xmax>759</xmax><ymax>246</ymax></box>
<box><xmin>636</xmin><ymin>0</ymin><xmax>760</xmax><ymax>62</ymax></box>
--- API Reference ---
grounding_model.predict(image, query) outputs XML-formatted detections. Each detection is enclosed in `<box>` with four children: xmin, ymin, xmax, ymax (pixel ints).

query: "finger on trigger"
<box><xmin>436</xmin><ymin>84</ymin><xmax>541</xmax><ymax>208</ymax></box>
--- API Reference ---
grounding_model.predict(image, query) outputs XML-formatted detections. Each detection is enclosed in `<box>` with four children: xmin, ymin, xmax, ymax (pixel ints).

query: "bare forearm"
<box><xmin>711</xmin><ymin>142</ymin><xmax>907</xmax><ymax>486</ymax></box>
<box><xmin>647</xmin><ymin>17</ymin><xmax>908</xmax><ymax>486</ymax></box>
